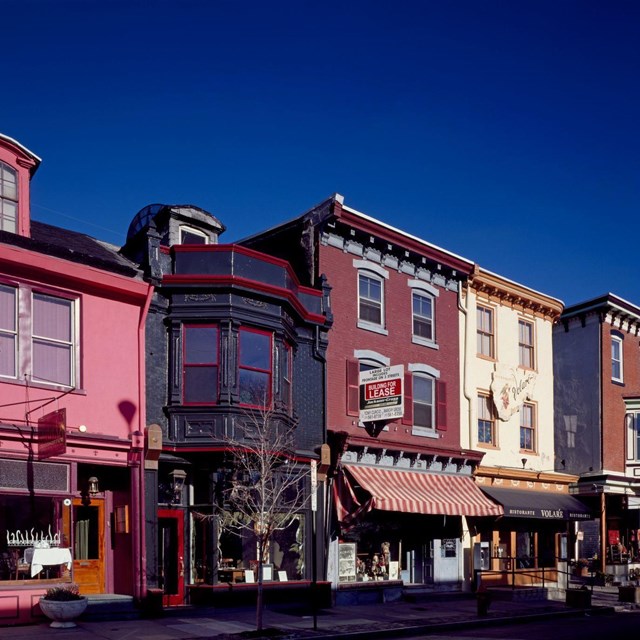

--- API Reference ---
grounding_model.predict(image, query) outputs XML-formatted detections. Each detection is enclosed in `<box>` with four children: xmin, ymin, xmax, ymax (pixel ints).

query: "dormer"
<box><xmin>0</xmin><ymin>133</ymin><xmax>41</xmax><ymax>237</ymax></box>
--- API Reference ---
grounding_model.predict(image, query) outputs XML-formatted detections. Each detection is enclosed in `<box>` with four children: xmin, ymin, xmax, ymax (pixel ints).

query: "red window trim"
<box><xmin>238</xmin><ymin>326</ymin><xmax>273</xmax><ymax>409</ymax></box>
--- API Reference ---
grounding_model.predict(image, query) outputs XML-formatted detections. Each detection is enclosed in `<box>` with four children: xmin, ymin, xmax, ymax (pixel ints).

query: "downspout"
<box><xmin>598</xmin><ymin>312</ymin><xmax>606</xmax><ymax>574</ymax></box>
<box><xmin>457</xmin><ymin>280</ymin><xmax>474</xmax><ymax>449</ymax></box>
<box><xmin>134</xmin><ymin>284</ymin><xmax>154</xmax><ymax>601</ymax></box>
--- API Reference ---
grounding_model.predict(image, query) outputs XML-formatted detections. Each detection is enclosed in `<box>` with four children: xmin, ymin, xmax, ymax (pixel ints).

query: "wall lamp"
<box><xmin>170</xmin><ymin>469</ymin><xmax>187</xmax><ymax>503</ymax></box>
<box><xmin>87</xmin><ymin>476</ymin><xmax>100</xmax><ymax>496</ymax></box>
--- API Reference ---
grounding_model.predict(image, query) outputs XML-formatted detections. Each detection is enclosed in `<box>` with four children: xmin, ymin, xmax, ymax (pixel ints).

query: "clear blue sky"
<box><xmin>3</xmin><ymin>0</ymin><xmax>638</xmax><ymax>307</ymax></box>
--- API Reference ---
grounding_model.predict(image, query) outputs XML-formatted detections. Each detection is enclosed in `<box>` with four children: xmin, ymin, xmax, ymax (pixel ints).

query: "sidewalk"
<box><xmin>1</xmin><ymin>586</ymin><xmax>626</xmax><ymax>640</ymax></box>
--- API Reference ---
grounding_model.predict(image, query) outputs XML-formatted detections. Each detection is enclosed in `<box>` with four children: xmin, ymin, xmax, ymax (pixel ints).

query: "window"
<box><xmin>477</xmin><ymin>305</ymin><xmax>494</xmax><ymax>358</ymax></box>
<box><xmin>413</xmin><ymin>373</ymin><xmax>434</xmax><ymax>429</ymax></box>
<box><xmin>0</xmin><ymin>161</ymin><xmax>17</xmax><ymax>233</ymax></box>
<box><xmin>32</xmin><ymin>293</ymin><xmax>74</xmax><ymax>386</ymax></box>
<box><xmin>179</xmin><ymin>226</ymin><xmax>208</xmax><ymax>244</ymax></box>
<box><xmin>0</xmin><ymin>285</ymin><xmax>16</xmax><ymax>378</ymax></box>
<box><xmin>239</xmin><ymin>328</ymin><xmax>272</xmax><ymax>408</ymax></box>
<box><xmin>612</xmin><ymin>334</ymin><xmax>623</xmax><ymax>382</ymax></box>
<box><xmin>281</xmin><ymin>342</ymin><xmax>292</xmax><ymax>413</ymax></box>
<box><xmin>625</xmin><ymin>409</ymin><xmax>640</xmax><ymax>461</ymax></box>
<box><xmin>358</xmin><ymin>273</ymin><xmax>383</xmax><ymax>326</ymax></box>
<box><xmin>477</xmin><ymin>394</ymin><xmax>496</xmax><ymax>446</ymax></box>
<box><xmin>0</xmin><ymin>284</ymin><xmax>77</xmax><ymax>387</ymax></box>
<box><xmin>346</xmin><ymin>350</ymin><xmax>390</xmax><ymax>417</ymax></box>
<box><xmin>412</xmin><ymin>292</ymin><xmax>434</xmax><ymax>341</ymax></box>
<box><xmin>518</xmin><ymin>319</ymin><xmax>535</xmax><ymax>369</ymax></box>
<box><xmin>520</xmin><ymin>403</ymin><xmax>536</xmax><ymax>452</ymax></box>
<box><xmin>403</xmin><ymin>363</ymin><xmax>446</xmax><ymax>433</ymax></box>
<box><xmin>183</xmin><ymin>325</ymin><xmax>218</xmax><ymax>404</ymax></box>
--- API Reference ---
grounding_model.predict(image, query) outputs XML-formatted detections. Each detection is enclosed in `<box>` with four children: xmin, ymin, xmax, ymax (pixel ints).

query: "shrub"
<box><xmin>43</xmin><ymin>584</ymin><xmax>83</xmax><ymax>601</ymax></box>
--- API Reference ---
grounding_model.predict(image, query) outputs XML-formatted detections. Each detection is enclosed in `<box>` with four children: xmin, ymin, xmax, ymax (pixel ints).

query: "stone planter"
<box><xmin>618</xmin><ymin>585</ymin><xmax>640</xmax><ymax>604</ymax></box>
<box><xmin>565</xmin><ymin>588</ymin><xmax>591</xmax><ymax>608</ymax></box>
<box><xmin>39</xmin><ymin>596</ymin><xmax>88</xmax><ymax>628</ymax></box>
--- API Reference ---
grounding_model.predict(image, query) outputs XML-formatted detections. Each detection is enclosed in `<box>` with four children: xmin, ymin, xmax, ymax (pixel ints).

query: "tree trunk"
<box><xmin>256</xmin><ymin>537</ymin><xmax>264</xmax><ymax>631</ymax></box>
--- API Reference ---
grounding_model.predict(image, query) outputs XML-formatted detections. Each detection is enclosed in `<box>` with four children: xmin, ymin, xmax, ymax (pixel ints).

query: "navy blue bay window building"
<box><xmin>121</xmin><ymin>205</ymin><xmax>332</xmax><ymax>605</ymax></box>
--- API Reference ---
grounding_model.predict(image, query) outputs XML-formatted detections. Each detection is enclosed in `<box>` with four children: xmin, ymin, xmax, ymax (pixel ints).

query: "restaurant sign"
<box><xmin>490</xmin><ymin>365</ymin><xmax>537</xmax><ymax>421</ymax></box>
<box><xmin>37</xmin><ymin>409</ymin><xmax>67</xmax><ymax>460</ymax></box>
<box><xmin>360</xmin><ymin>364</ymin><xmax>404</xmax><ymax>422</ymax></box>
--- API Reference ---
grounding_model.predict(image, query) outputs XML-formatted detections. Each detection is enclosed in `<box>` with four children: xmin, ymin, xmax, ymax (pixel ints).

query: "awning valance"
<box><xmin>480</xmin><ymin>486</ymin><xmax>593</xmax><ymax>520</ymax></box>
<box><xmin>334</xmin><ymin>465</ymin><xmax>503</xmax><ymax>524</ymax></box>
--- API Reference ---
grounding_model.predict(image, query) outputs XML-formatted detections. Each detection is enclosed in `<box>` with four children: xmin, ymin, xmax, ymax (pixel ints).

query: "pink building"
<box><xmin>0</xmin><ymin>134</ymin><xmax>153</xmax><ymax>624</ymax></box>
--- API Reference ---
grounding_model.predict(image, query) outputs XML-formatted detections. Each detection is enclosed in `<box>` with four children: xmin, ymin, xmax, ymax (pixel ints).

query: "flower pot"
<box><xmin>39</xmin><ymin>596</ymin><xmax>88</xmax><ymax>628</ymax></box>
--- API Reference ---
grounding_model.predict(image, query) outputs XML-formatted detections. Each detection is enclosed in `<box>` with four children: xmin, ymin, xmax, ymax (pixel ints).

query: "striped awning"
<box><xmin>334</xmin><ymin>465</ymin><xmax>503</xmax><ymax>524</ymax></box>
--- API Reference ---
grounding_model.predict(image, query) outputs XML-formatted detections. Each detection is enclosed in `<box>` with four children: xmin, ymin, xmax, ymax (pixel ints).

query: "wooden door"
<box><xmin>72</xmin><ymin>498</ymin><xmax>105</xmax><ymax>594</ymax></box>
<box><xmin>158</xmin><ymin>509</ymin><xmax>185</xmax><ymax>606</ymax></box>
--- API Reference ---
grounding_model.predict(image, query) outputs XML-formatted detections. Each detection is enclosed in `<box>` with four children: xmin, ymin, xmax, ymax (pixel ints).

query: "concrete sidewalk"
<box><xmin>0</xmin><ymin>586</ymin><xmax>626</xmax><ymax>640</ymax></box>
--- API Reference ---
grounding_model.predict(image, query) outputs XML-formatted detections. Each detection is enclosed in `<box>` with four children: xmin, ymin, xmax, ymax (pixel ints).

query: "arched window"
<box><xmin>0</xmin><ymin>161</ymin><xmax>18</xmax><ymax>233</ymax></box>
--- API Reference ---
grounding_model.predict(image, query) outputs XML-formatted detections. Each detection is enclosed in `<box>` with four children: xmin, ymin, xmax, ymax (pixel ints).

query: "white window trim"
<box><xmin>612</xmin><ymin>334</ymin><xmax>624</xmax><ymax>383</ymax></box>
<box><xmin>409</xmin><ymin>281</ymin><xmax>438</xmax><ymax>349</ymax></box>
<box><xmin>409</xmin><ymin>363</ymin><xmax>439</xmax><ymax>437</ymax></box>
<box><xmin>354</xmin><ymin>350</ymin><xmax>390</xmax><ymax>368</ymax></box>
<box><xmin>179</xmin><ymin>225</ymin><xmax>209</xmax><ymax>244</ymax></box>
<box><xmin>354</xmin><ymin>260</ymin><xmax>388</xmax><ymax>335</ymax></box>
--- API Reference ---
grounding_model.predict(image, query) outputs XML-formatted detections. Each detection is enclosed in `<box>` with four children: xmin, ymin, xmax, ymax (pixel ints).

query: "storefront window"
<box><xmin>193</xmin><ymin>512</ymin><xmax>306</xmax><ymax>584</ymax></box>
<box><xmin>0</xmin><ymin>495</ymin><xmax>71</xmax><ymax>583</ymax></box>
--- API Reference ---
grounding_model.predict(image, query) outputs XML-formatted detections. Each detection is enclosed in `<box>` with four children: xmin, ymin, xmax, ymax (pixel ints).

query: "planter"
<box><xmin>39</xmin><ymin>596</ymin><xmax>88</xmax><ymax>628</ymax></box>
<box><xmin>565</xmin><ymin>588</ymin><xmax>591</xmax><ymax>609</ymax></box>
<box><xmin>618</xmin><ymin>585</ymin><xmax>640</xmax><ymax>604</ymax></box>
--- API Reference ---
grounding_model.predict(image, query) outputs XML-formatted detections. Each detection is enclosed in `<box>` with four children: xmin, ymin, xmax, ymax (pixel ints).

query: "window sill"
<box><xmin>612</xmin><ymin>378</ymin><xmax>625</xmax><ymax>387</ymax></box>
<box><xmin>476</xmin><ymin>354</ymin><xmax>496</xmax><ymax>362</ymax></box>
<box><xmin>0</xmin><ymin>376</ymin><xmax>85</xmax><ymax>395</ymax></box>
<box><xmin>412</xmin><ymin>336</ymin><xmax>439</xmax><ymax>350</ymax></box>
<box><xmin>411</xmin><ymin>427</ymin><xmax>438</xmax><ymax>438</ymax></box>
<box><xmin>357</xmin><ymin>320</ymin><xmax>388</xmax><ymax>336</ymax></box>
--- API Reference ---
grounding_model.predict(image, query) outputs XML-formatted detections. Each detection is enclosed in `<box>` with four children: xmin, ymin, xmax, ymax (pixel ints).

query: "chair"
<box><xmin>16</xmin><ymin>548</ymin><xmax>36</xmax><ymax>579</ymax></box>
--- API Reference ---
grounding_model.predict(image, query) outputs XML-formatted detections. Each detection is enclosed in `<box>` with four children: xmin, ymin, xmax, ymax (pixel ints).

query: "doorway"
<box><xmin>158</xmin><ymin>509</ymin><xmax>185</xmax><ymax>605</ymax></box>
<box><xmin>73</xmin><ymin>498</ymin><xmax>105</xmax><ymax>594</ymax></box>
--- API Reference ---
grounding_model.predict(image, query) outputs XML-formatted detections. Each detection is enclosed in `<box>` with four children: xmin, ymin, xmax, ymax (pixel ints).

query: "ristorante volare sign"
<box><xmin>490</xmin><ymin>365</ymin><xmax>537</xmax><ymax>421</ymax></box>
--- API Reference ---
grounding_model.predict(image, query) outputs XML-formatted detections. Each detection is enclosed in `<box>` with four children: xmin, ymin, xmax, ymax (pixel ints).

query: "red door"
<box><xmin>158</xmin><ymin>509</ymin><xmax>185</xmax><ymax>606</ymax></box>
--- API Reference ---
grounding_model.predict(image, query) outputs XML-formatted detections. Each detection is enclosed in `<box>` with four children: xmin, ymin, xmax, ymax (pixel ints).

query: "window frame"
<box><xmin>476</xmin><ymin>304</ymin><xmax>495</xmax><ymax>359</ymax></box>
<box><xmin>0</xmin><ymin>284</ymin><xmax>17</xmax><ymax>379</ymax></box>
<box><xmin>281</xmin><ymin>340</ymin><xmax>293</xmax><ymax>415</ymax></box>
<box><xmin>518</xmin><ymin>318</ymin><xmax>536</xmax><ymax>370</ymax></box>
<box><xmin>354</xmin><ymin>260</ymin><xmax>388</xmax><ymax>335</ymax></box>
<box><xmin>477</xmin><ymin>393</ymin><xmax>497</xmax><ymax>447</ymax></box>
<box><xmin>179</xmin><ymin>225</ymin><xmax>209</xmax><ymax>245</ymax></box>
<box><xmin>0</xmin><ymin>282</ymin><xmax>79</xmax><ymax>389</ymax></box>
<box><xmin>612</xmin><ymin>334</ymin><xmax>624</xmax><ymax>383</ymax></box>
<box><xmin>182</xmin><ymin>323</ymin><xmax>219</xmax><ymax>405</ymax></box>
<box><xmin>31</xmin><ymin>292</ymin><xmax>75</xmax><ymax>387</ymax></box>
<box><xmin>238</xmin><ymin>326</ymin><xmax>273</xmax><ymax>409</ymax></box>
<box><xmin>520</xmin><ymin>402</ymin><xmax>536</xmax><ymax>453</ymax></box>
<box><xmin>412</xmin><ymin>372</ymin><xmax>435</xmax><ymax>430</ymax></box>
<box><xmin>0</xmin><ymin>161</ymin><xmax>18</xmax><ymax>234</ymax></box>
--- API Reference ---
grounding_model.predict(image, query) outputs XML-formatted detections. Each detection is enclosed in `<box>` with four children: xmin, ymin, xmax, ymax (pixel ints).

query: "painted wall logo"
<box><xmin>490</xmin><ymin>365</ymin><xmax>537</xmax><ymax>421</ymax></box>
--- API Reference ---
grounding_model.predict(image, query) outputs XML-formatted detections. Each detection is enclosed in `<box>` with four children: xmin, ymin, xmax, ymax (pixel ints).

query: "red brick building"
<box><xmin>242</xmin><ymin>194</ymin><xmax>501</xmax><ymax>594</ymax></box>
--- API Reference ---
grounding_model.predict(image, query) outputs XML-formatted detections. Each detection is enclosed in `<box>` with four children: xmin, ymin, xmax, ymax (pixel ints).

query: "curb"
<box><xmin>261</xmin><ymin>605</ymin><xmax>619</xmax><ymax>640</ymax></box>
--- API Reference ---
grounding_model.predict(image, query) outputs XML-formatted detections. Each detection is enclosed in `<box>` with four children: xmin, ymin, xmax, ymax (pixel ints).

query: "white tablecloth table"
<box><xmin>31</xmin><ymin>547</ymin><xmax>73</xmax><ymax>577</ymax></box>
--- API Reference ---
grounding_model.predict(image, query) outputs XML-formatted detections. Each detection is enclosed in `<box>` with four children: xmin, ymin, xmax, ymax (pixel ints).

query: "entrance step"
<box><xmin>82</xmin><ymin>594</ymin><xmax>140</xmax><ymax>621</ymax></box>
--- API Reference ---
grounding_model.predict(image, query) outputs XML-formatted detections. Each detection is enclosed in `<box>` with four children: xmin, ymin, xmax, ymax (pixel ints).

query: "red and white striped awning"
<box><xmin>334</xmin><ymin>464</ymin><xmax>503</xmax><ymax>523</ymax></box>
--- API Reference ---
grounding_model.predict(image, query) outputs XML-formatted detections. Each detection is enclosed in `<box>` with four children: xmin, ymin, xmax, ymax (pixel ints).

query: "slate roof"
<box><xmin>0</xmin><ymin>221</ymin><xmax>140</xmax><ymax>278</ymax></box>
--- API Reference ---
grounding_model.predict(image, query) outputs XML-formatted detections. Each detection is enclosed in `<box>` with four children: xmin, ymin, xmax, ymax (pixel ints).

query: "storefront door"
<box><xmin>158</xmin><ymin>509</ymin><xmax>184</xmax><ymax>606</ymax></box>
<box><xmin>72</xmin><ymin>498</ymin><xmax>105</xmax><ymax>594</ymax></box>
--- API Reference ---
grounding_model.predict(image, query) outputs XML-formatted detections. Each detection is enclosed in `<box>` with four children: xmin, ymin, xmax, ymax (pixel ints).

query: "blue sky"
<box><xmin>3</xmin><ymin>0</ymin><xmax>638</xmax><ymax>306</ymax></box>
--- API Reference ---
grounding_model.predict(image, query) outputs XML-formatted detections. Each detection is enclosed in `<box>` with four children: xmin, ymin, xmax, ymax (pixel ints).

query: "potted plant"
<box><xmin>39</xmin><ymin>584</ymin><xmax>88</xmax><ymax>628</ymax></box>
<box><xmin>575</xmin><ymin>558</ymin><xmax>589</xmax><ymax>577</ymax></box>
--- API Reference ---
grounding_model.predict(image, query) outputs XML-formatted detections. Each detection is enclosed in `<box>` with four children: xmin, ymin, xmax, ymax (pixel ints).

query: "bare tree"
<box><xmin>197</xmin><ymin>408</ymin><xmax>310</xmax><ymax>631</ymax></box>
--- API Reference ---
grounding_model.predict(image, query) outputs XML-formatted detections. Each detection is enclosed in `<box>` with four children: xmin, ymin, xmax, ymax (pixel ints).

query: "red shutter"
<box><xmin>346</xmin><ymin>359</ymin><xmax>360</xmax><ymax>416</ymax></box>
<box><xmin>436</xmin><ymin>380</ymin><xmax>447</xmax><ymax>430</ymax></box>
<box><xmin>402</xmin><ymin>373</ymin><xmax>413</xmax><ymax>425</ymax></box>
